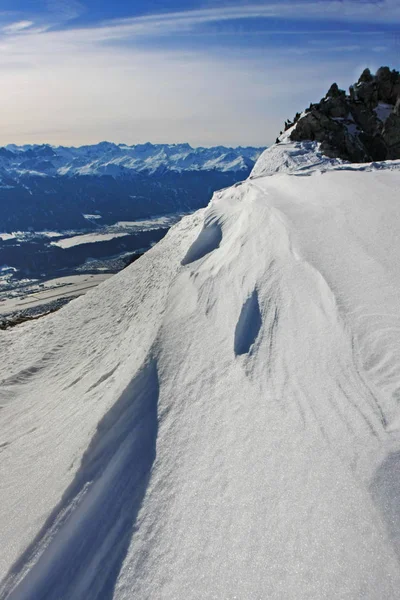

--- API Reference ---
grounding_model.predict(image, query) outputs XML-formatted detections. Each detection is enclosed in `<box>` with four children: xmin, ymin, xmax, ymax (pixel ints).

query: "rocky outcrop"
<box><xmin>283</xmin><ymin>67</ymin><xmax>400</xmax><ymax>162</ymax></box>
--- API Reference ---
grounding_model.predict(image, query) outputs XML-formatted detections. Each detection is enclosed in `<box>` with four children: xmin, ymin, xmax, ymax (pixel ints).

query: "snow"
<box><xmin>374</xmin><ymin>102</ymin><xmax>393</xmax><ymax>123</ymax></box>
<box><xmin>0</xmin><ymin>274</ymin><xmax>111</xmax><ymax>316</ymax></box>
<box><xmin>0</xmin><ymin>266</ymin><xmax>17</xmax><ymax>287</ymax></box>
<box><xmin>0</xmin><ymin>143</ymin><xmax>265</xmax><ymax>180</ymax></box>
<box><xmin>0</xmin><ymin>266</ymin><xmax>17</xmax><ymax>274</ymax></box>
<box><xmin>250</xmin><ymin>141</ymin><xmax>344</xmax><ymax>177</ymax></box>
<box><xmin>49</xmin><ymin>216</ymin><xmax>184</xmax><ymax>249</ymax></box>
<box><xmin>332</xmin><ymin>115</ymin><xmax>360</xmax><ymax>137</ymax></box>
<box><xmin>0</xmin><ymin>233</ymin><xmax>18</xmax><ymax>241</ymax></box>
<box><xmin>0</xmin><ymin>231</ymin><xmax>63</xmax><ymax>242</ymax></box>
<box><xmin>35</xmin><ymin>231</ymin><xmax>64</xmax><ymax>239</ymax></box>
<box><xmin>112</xmin><ymin>214</ymin><xmax>187</xmax><ymax>230</ymax></box>
<box><xmin>1</xmin><ymin>143</ymin><xmax>400</xmax><ymax>598</ymax></box>
<box><xmin>252</xmin><ymin>140</ymin><xmax>400</xmax><ymax>178</ymax></box>
<box><xmin>50</xmin><ymin>232</ymin><xmax>129</xmax><ymax>249</ymax></box>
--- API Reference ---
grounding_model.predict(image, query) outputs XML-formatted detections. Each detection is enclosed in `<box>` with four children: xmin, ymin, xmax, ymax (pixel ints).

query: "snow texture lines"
<box><xmin>1</xmin><ymin>359</ymin><xmax>159</xmax><ymax>600</ymax></box>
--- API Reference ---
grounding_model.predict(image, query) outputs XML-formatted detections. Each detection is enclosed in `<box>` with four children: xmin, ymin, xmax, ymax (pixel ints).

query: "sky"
<box><xmin>0</xmin><ymin>0</ymin><xmax>398</xmax><ymax>147</ymax></box>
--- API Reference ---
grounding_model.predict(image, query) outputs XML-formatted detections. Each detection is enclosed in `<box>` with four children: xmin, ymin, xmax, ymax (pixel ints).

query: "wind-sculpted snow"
<box><xmin>251</xmin><ymin>140</ymin><xmax>400</xmax><ymax>178</ymax></box>
<box><xmin>2</xmin><ymin>359</ymin><xmax>159</xmax><ymax>600</ymax></box>
<box><xmin>181</xmin><ymin>212</ymin><xmax>223</xmax><ymax>265</ymax></box>
<box><xmin>1</xmin><ymin>146</ymin><xmax>400</xmax><ymax>598</ymax></box>
<box><xmin>234</xmin><ymin>289</ymin><xmax>262</xmax><ymax>356</ymax></box>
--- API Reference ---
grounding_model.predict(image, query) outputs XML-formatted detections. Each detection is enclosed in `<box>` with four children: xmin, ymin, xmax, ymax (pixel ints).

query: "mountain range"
<box><xmin>0</xmin><ymin>143</ymin><xmax>264</xmax><ymax>231</ymax></box>
<box><xmin>1</xmin><ymin>142</ymin><xmax>263</xmax><ymax>178</ymax></box>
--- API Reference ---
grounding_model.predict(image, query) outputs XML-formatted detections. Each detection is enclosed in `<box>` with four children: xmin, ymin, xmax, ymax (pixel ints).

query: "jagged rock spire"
<box><xmin>281</xmin><ymin>66</ymin><xmax>400</xmax><ymax>162</ymax></box>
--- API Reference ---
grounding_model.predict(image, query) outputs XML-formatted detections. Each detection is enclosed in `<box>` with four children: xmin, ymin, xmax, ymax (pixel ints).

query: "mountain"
<box><xmin>279</xmin><ymin>66</ymin><xmax>400</xmax><ymax>162</ymax></box>
<box><xmin>3</xmin><ymin>142</ymin><xmax>261</xmax><ymax>177</ymax></box>
<box><xmin>0</xmin><ymin>143</ymin><xmax>264</xmax><ymax>232</ymax></box>
<box><xmin>1</xmin><ymin>140</ymin><xmax>400</xmax><ymax>598</ymax></box>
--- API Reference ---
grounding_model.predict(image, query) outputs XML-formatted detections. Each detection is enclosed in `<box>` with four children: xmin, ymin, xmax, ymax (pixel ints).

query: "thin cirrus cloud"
<box><xmin>2</xmin><ymin>1</ymin><xmax>398</xmax><ymax>42</ymax></box>
<box><xmin>2</xmin><ymin>20</ymin><xmax>33</xmax><ymax>34</ymax></box>
<box><xmin>83</xmin><ymin>0</ymin><xmax>400</xmax><ymax>37</ymax></box>
<box><xmin>0</xmin><ymin>1</ymin><xmax>396</xmax><ymax>147</ymax></box>
<box><xmin>46</xmin><ymin>0</ymin><xmax>86</xmax><ymax>22</ymax></box>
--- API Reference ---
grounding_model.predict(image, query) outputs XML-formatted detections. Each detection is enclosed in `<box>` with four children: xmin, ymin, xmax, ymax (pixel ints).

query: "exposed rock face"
<box><xmin>284</xmin><ymin>67</ymin><xmax>400</xmax><ymax>162</ymax></box>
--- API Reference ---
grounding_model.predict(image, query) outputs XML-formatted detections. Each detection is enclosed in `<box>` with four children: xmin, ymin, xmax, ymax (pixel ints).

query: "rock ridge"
<box><xmin>281</xmin><ymin>66</ymin><xmax>400</xmax><ymax>162</ymax></box>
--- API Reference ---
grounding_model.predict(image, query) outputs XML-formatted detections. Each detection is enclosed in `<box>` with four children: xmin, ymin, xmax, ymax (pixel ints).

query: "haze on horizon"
<box><xmin>0</xmin><ymin>0</ymin><xmax>398</xmax><ymax>148</ymax></box>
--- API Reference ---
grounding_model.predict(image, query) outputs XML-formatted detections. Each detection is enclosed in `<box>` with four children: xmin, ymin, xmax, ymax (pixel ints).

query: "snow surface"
<box><xmin>250</xmin><ymin>141</ymin><xmax>343</xmax><ymax>177</ymax></box>
<box><xmin>0</xmin><ymin>275</ymin><xmax>111</xmax><ymax>316</ymax></box>
<box><xmin>112</xmin><ymin>214</ymin><xmax>187</xmax><ymax>230</ymax></box>
<box><xmin>1</xmin><ymin>142</ymin><xmax>400</xmax><ymax>599</ymax></box>
<box><xmin>50</xmin><ymin>232</ymin><xmax>130</xmax><ymax>249</ymax></box>
<box><xmin>0</xmin><ymin>231</ymin><xmax>62</xmax><ymax>242</ymax></box>
<box><xmin>0</xmin><ymin>233</ymin><xmax>17</xmax><ymax>241</ymax></box>
<box><xmin>374</xmin><ymin>102</ymin><xmax>393</xmax><ymax>123</ymax></box>
<box><xmin>35</xmin><ymin>232</ymin><xmax>64</xmax><ymax>239</ymax></box>
<box><xmin>252</xmin><ymin>141</ymin><xmax>400</xmax><ymax>178</ymax></box>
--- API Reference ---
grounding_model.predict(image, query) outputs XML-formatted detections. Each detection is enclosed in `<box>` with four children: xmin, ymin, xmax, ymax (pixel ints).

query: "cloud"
<box><xmin>0</xmin><ymin>25</ymin><xmax>356</xmax><ymax>147</ymax></box>
<box><xmin>2</xmin><ymin>21</ymin><xmax>34</xmax><ymax>34</ymax></box>
<box><xmin>46</xmin><ymin>0</ymin><xmax>86</xmax><ymax>22</ymax></box>
<box><xmin>0</xmin><ymin>2</ymin><xmax>397</xmax><ymax>47</ymax></box>
<box><xmin>0</xmin><ymin>1</ymin><xmax>395</xmax><ymax>147</ymax></box>
<box><xmin>70</xmin><ymin>0</ymin><xmax>400</xmax><ymax>40</ymax></box>
<box><xmin>1</xmin><ymin>1</ymin><xmax>396</xmax><ymax>46</ymax></box>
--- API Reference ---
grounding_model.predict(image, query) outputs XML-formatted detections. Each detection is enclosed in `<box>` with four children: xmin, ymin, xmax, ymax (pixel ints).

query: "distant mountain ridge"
<box><xmin>0</xmin><ymin>142</ymin><xmax>264</xmax><ymax>180</ymax></box>
<box><xmin>0</xmin><ymin>142</ymin><xmax>265</xmax><ymax>232</ymax></box>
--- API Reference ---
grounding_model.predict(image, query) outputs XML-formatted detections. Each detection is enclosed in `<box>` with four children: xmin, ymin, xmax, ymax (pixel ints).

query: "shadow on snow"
<box><xmin>1</xmin><ymin>358</ymin><xmax>159</xmax><ymax>600</ymax></box>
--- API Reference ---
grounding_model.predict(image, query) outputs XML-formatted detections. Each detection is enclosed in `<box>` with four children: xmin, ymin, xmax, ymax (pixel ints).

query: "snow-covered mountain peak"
<box><xmin>0</xmin><ymin>142</ymin><xmax>265</xmax><ymax>180</ymax></box>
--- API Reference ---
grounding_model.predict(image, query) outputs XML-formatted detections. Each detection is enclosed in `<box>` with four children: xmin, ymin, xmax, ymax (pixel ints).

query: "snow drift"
<box><xmin>1</xmin><ymin>142</ymin><xmax>400</xmax><ymax>599</ymax></box>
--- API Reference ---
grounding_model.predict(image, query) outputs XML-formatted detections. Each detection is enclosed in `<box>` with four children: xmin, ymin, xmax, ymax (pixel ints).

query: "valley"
<box><xmin>0</xmin><ymin>143</ymin><xmax>265</xmax><ymax>325</ymax></box>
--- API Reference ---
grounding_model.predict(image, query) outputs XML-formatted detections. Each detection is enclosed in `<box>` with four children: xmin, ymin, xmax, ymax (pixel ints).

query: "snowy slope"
<box><xmin>1</xmin><ymin>143</ymin><xmax>400</xmax><ymax>599</ymax></box>
<box><xmin>251</xmin><ymin>140</ymin><xmax>400</xmax><ymax>177</ymax></box>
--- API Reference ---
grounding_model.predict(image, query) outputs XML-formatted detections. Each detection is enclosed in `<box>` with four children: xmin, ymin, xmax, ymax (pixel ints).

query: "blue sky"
<box><xmin>0</xmin><ymin>1</ymin><xmax>398</xmax><ymax>146</ymax></box>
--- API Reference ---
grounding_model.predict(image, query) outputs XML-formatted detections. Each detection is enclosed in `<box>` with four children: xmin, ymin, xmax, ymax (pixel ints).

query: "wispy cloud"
<box><xmin>70</xmin><ymin>0</ymin><xmax>400</xmax><ymax>40</ymax></box>
<box><xmin>0</xmin><ymin>27</ymin><xmax>357</xmax><ymax>147</ymax></box>
<box><xmin>2</xmin><ymin>21</ymin><xmax>34</xmax><ymax>34</ymax></box>
<box><xmin>0</xmin><ymin>1</ymin><xmax>396</xmax><ymax>147</ymax></box>
<box><xmin>46</xmin><ymin>0</ymin><xmax>86</xmax><ymax>22</ymax></box>
<box><xmin>0</xmin><ymin>2</ymin><xmax>398</xmax><ymax>46</ymax></box>
<box><xmin>0</xmin><ymin>1</ymin><xmax>396</xmax><ymax>46</ymax></box>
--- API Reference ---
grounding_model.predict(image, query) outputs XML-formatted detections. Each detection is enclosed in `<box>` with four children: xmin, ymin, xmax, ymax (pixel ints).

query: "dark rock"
<box><xmin>326</xmin><ymin>83</ymin><xmax>346</xmax><ymax>98</ymax></box>
<box><xmin>358</xmin><ymin>68</ymin><xmax>373</xmax><ymax>84</ymax></box>
<box><xmin>283</xmin><ymin>66</ymin><xmax>400</xmax><ymax>162</ymax></box>
<box><xmin>383</xmin><ymin>111</ymin><xmax>400</xmax><ymax>158</ymax></box>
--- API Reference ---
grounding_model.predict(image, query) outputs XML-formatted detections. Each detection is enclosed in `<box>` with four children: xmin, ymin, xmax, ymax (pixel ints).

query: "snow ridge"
<box><xmin>251</xmin><ymin>140</ymin><xmax>400</xmax><ymax>178</ymax></box>
<box><xmin>1</xmin><ymin>145</ymin><xmax>400</xmax><ymax>598</ymax></box>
